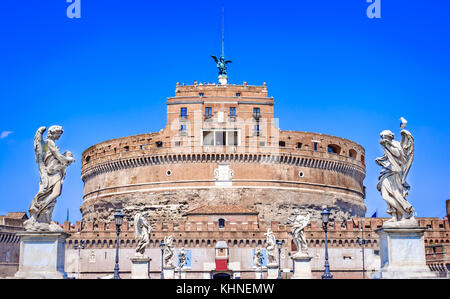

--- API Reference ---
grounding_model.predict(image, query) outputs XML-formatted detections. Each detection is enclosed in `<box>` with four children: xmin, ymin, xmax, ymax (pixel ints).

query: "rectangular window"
<box><xmin>180</xmin><ymin>107</ymin><xmax>187</xmax><ymax>117</ymax></box>
<box><xmin>313</xmin><ymin>142</ymin><xmax>318</xmax><ymax>151</ymax></box>
<box><xmin>236</xmin><ymin>93</ymin><xmax>241</xmax><ymax>97</ymax></box>
<box><xmin>205</xmin><ymin>107</ymin><xmax>212</xmax><ymax>117</ymax></box>
<box><xmin>229</xmin><ymin>107</ymin><xmax>236</xmax><ymax>117</ymax></box>
<box><xmin>297</xmin><ymin>142</ymin><xmax>302</xmax><ymax>149</ymax></box>
<box><xmin>202</xmin><ymin>130</ymin><xmax>239</xmax><ymax>146</ymax></box>
<box><xmin>254</xmin><ymin>124</ymin><xmax>260</xmax><ymax>136</ymax></box>
<box><xmin>180</xmin><ymin>124</ymin><xmax>187</xmax><ymax>132</ymax></box>
<box><xmin>199</xmin><ymin>93</ymin><xmax>205</xmax><ymax>97</ymax></box>
<box><xmin>253</xmin><ymin>107</ymin><xmax>260</xmax><ymax>119</ymax></box>
<box><xmin>156</xmin><ymin>141</ymin><xmax>163</xmax><ymax>148</ymax></box>
<box><xmin>279</xmin><ymin>141</ymin><xmax>286</xmax><ymax>147</ymax></box>
<box><xmin>226</xmin><ymin>131</ymin><xmax>238</xmax><ymax>146</ymax></box>
<box><xmin>203</xmin><ymin>131</ymin><xmax>214</xmax><ymax>146</ymax></box>
<box><xmin>215</xmin><ymin>131</ymin><xmax>226</xmax><ymax>146</ymax></box>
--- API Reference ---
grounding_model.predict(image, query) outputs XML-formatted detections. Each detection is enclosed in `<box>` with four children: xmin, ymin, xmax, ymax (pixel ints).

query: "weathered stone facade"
<box><xmin>80</xmin><ymin>83</ymin><xmax>366</xmax><ymax>223</ymax></box>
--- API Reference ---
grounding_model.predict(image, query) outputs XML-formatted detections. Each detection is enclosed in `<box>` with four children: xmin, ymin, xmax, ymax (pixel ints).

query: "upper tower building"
<box><xmin>80</xmin><ymin>79</ymin><xmax>366</xmax><ymax>225</ymax></box>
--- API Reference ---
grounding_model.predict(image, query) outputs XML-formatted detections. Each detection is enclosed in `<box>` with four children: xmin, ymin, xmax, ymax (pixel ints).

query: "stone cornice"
<box><xmin>81</xmin><ymin>152</ymin><xmax>366</xmax><ymax>184</ymax></box>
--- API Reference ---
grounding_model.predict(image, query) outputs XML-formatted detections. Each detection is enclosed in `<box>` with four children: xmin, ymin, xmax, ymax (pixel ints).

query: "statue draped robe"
<box><xmin>291</xmin><ymin>213</ymin><xmax>310</xmax><ymax>255</ymax></box>
<box><xmin>134</xmin><ymin>213</ymin><xmax>151</xmax><ymax>256</ymax></box>
<box><xmin>376</xmin><ymin>131</ymin><xmax>414</xmax><ymax>220</ymax></box>
<box><xmin>29</xmin><ymin>137</ymin><xmax>73</xmax><ymax>224</ymax></box>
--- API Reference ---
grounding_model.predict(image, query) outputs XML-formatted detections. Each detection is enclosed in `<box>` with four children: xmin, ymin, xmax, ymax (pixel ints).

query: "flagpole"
<box><xmin>222</xmin><ymin>6</ymin><xmax>225</xmax><ymax>58</ymax></box>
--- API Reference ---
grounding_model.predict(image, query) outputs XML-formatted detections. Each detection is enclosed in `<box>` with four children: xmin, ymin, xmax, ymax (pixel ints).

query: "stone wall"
<box><xmin>62</xmin><ymin>217</ymin><xmax>450</xmax><ymax>279</ymax></box>
<box><xmin>0</xmin><ymin>226</ymin><xmax>23</xmax><ymax>277</ymax></box>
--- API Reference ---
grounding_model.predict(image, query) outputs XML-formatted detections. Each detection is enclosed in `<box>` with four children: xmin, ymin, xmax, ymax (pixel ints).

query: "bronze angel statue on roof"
<box><xmin>211</xmin><ymin>55</ymin><xmax>232</xmax><ymax>76</ymax></box>
<box><xmin>24</xmin><ymin>126</ymin><xmax>75</xmax><ymax>232</ymax></box>
<box><xmin>375</xmin><ymin>118</ymin><xmax>415</xmax><ymax>226</ymax></box>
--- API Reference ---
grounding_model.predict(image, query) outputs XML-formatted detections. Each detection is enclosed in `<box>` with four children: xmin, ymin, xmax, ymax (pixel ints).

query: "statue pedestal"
<box><xmin>14</xmin><ymin>231</ymin><xmax>69</xmax><ymax>279</ymax></box>
<box><xmin>176</xmin><ymin>268</ymin><xmax>187</xmax><ymax>279</ymax></box>
<box><xmin>372</xmin><ymin>226</ymin><xmax>437</xmax><ymax>279</ymax></box>
<box><xmin>130</xmin><ymin>256</ymin><xmax>151</xmax><ymax>279</ymax></box>
<box><xmin>291</xmin><ymin>255</ymin><xmax>313</xmax><ymax>279</ymax></box>
<box><xmin>218</xmin><ymin>75</ymin><xmax>228</xmax><ymax>85</ymax></box>
<box><xmin>254</xmin><ymin>268</ymin><xmax>265</xmax><ymax>279</ymax></box>
<box><xmin>163</xmin><ymin>266</ymin><xmax>175</xmax><ymax>279</ymax></box>
<box><xmin>267</xmin><ymin>263</ymin><xmax>279</xmax><ymax>279</ymax></box>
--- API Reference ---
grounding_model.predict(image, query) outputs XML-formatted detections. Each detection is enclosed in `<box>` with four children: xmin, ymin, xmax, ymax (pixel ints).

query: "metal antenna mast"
<box><xmin>222</xmin><ymin>6</ymin><xmax>225</xmax><ymax>58</ymax></box>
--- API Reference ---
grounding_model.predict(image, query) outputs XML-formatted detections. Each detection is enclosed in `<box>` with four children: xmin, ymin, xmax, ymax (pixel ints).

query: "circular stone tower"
<box><xmin>80</xmin><ymin>82</ymin><xmax>366</xmax><ymax>224</ymax></box>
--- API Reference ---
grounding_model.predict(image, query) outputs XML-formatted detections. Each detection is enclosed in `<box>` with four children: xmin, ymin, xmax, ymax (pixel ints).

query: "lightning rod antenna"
<box><xmin>222</xmin><ymin>6</ymin><xmax>225</xmax><ymax>58</ymax></box>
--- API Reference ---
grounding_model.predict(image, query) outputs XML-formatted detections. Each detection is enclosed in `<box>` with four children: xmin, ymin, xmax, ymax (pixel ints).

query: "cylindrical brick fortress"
<box><xmin>80</xmin><ymin>83</ymin><xmax>366</xmax><ymax>224</ymax></box>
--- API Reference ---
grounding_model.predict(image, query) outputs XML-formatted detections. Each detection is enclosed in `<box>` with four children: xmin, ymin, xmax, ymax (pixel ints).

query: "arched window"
<box><xmin>218</xmin><ymin>218</ymin><xmax>225</xmax><ymax>229</ymax></box>
<box><xmin>349</xmin><ymin>149</ymin><xmax>357</xmax><ymax>159</ymax></box>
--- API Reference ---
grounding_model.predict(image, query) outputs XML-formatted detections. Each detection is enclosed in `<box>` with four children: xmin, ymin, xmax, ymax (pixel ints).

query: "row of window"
<box><xmin>279</xmin><ymin>141</ymin><xmax>363</xmax><ymax>160</ymax></box>
<box><xmin>86</xmin><ymin>141</ymin><xmax>360</xmax><ymax>163</ymax></box>
<box><xmin>85</xmin><ymin>140</ymin><xmax>360</xmax><ymax>163</ymax></box>
<box><xmin>180</xmin><ymin>107</ymin><xmax>260</xmax><ymax>119</ymax></box>
<box><xmin>198</xmin><ymin>92</ymin><xmax>242</xmax><ymax>97</ymax></box>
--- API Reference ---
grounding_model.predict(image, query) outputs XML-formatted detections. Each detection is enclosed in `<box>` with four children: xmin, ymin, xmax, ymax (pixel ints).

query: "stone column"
<box><xmin>373</xmin><ymin>226</ymin><xmax>437</xmax><ymax>279</ymax></box>
<box><xmin>266</xmin><ymin>263</ymin><xmax>279</xmax><ymax>279</ymax></box>
<box><xmin>130</xmin><ymin>256</ymin><xmax>151</xmax><ymax>279</ymax></box>
<box><xmin>291</xmin><ymin>255</ymin><xmax>313</xmax><ymax>279</ymax></box>
<box><xmin>14</xmin><ymin>231</ymin><xmax>69</xmax><ymax>279</ymax></box>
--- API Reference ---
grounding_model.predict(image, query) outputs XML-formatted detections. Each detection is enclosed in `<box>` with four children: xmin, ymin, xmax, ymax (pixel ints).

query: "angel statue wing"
<box><xmin>34</xmin><ymin>126</ymin><xmax>46</xmax><ymax>164</ymax></box>
<box><xmin>225</xmin><ymin>60</ymin><xmax>232</xmax><ymax>65</ymax></box>
<box><xmin>296</xmin><ymin>211</ymin><xmax>310</xmax><ymax>229</ymax></box>
<box><xmin>34</xmin><ymin>126</ymin><xmax>49</xmax><ymax>190</ymax></box>
<box><xmin>400</xmin><ymin>129</ymin><xmax>414</xmax><ymax>195</ymax></box>
<box><xmin>134</xmin><ymin>213</ymin><xmax>142</xmax><ymax>239</ymax></box>
<box><xmin>211</xmin><ymin>55</ymin><xmax>219</xmax><ymax>63</ymax></box>
<box><xmin>302</xmin><ymin>212</ymin><xmax>311</xmax><ymax>227</ymax></box>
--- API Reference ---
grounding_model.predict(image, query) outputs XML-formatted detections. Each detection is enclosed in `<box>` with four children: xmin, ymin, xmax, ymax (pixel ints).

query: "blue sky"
<box><xmin>0</xmin><ymin>1</ymin><xmax>449</xmax><ymax>224</ymax></box>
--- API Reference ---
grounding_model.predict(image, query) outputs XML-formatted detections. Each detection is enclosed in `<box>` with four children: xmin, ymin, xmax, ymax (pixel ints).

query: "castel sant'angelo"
<box><xmin>80</xmin><ymin>75</ymin><xmax>366</xmax><ymax>226</ymax></box>
<box><xmin>62</xmin><ymin>56</ymin><xmax>449</xmax><ymax>279</ymax></box>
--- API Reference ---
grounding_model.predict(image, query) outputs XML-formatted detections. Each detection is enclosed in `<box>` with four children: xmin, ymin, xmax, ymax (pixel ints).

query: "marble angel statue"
<box><xmin>134</xmin><ymin>212</ymin><xmax>152</xmax><ymax>257</ymax></box>
<box><xmin>24</xmin><ymin>126</ymin><xmax>75</xmax><ymax>232</ymax></box>
<box><xmin>178</xmin><ymin>247</ymin><xmax>186</xmax><ymax>270</ymax></box>
<box><xmin>253</xmin><ymin>247</ymin><xmax>264</xmax><ymax>269</ymax></box>
<box><xmin>163</xmin><ymin>235</ymin><xmax>175</xmax><ymax>268</ymax></box>
<box><xmin>264</xmin><ymin>228</ymin><xmax>277</xmax><ymax>265</ymax></box>
<box><xmin>288</xmin><ymin>210</ymin><xmax>311</xmax><ymax>258</ymax></box>
<box><xmin>375</xmin><ymin>118</ymin><xmax>415</xmax><ymax>226</ymax></box>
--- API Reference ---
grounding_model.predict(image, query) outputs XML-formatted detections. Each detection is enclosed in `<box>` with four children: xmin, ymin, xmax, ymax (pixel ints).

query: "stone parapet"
<box><xmin>62</xmin><ymin>217</ymin><xmax>449</xmax><ymax>251</ymax></box>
